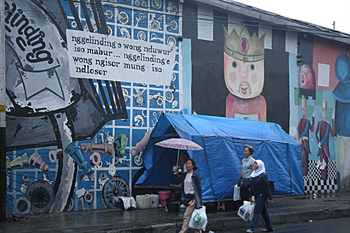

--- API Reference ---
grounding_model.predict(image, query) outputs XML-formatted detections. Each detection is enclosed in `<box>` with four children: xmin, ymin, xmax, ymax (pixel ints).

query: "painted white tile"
<box><xmin>197</xmin><ymin>5</ymin><xmax>213</xmax><ymax>41</ymax></box>
<box><xmin>318</xmin><ymin>63</ymin><xmax>330</xmax><ymax>87</ymax></box>
<box><xmin>228</xmin><ymin>14</ymin><xmax>243</xmax><ymax>35</ymax></box>
<box><xmin>259</xmin><ymin>26</ymin><xmax>272</xmax><ymax>49</ymax></box>
<box><xmin>285</xmin><ymin>31</ymin><xmax>298</xmax><ymax>54</ymax></box>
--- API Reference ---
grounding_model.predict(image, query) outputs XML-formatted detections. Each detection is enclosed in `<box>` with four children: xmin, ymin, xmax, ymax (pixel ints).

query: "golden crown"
<box><xmin>223</xmin><ymin>25</ymin><xmax>265</xmax><ymax>62</ymax></box>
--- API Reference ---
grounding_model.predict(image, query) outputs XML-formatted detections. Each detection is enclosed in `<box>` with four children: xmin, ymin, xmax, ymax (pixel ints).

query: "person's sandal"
<box><xmin>262</xmin><ymin>228</ymin><xmax>274</xmax><ymax>232</ymax></box>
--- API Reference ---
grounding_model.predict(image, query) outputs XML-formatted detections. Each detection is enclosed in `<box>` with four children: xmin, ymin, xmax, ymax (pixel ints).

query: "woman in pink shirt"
<box><xmin>174</xmin><ymin>159</ymin><xmax>202</xmax><ymax>233</ymax></box>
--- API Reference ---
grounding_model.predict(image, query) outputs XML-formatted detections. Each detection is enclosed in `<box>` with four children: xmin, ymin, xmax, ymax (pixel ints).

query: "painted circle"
<box><xmin>335</xmin><ymin>54</ymin><xmax>350</xmax><ymax>83</ymax></box>
<box><xmin>100</xmin><ymin>172</ymin><xmax>107</xmax><ymax>181</ymax></box>
<box><xmin>48</xmin><ymin>150</ymin><xmax>57</xmax><ymax>163</ymax></box>
<box><xmin>290</xmin><ymin>126</ymin><xmax>297</xmax><ymax>137</ymax></box>
<box><xmin>14</xmin><ymin>196</ymin><xmax>32</xmax><ymax>216</ymax></box>
<box><xmin>102</xmin><ymin>176</ymin><xmax>130</xmax><ymax>209</ymax></box>
<box><xmin>84</xmin><ymin>191</ymin><xmax>93</xmax><ymax>203</ymax></box>
<box><xmin>134</xmin><ymin>154</ymin><xmax>144</xmax><ymax>166</ymax></box>
<box><xmin>89</xmin><ymin>152</ymin><xmax>101</xmax><ymax>165</ymax></box>
<box><xmin>26</xmin><ymin>180</ymin><xmax>55</xmax><ymax>214</ymax></box>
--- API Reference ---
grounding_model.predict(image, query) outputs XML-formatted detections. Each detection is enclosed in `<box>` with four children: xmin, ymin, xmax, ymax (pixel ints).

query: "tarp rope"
<box><xmin>288</xmin><ymin>143</ymin><xmax>292</xmax><ymax>195</ymax></box>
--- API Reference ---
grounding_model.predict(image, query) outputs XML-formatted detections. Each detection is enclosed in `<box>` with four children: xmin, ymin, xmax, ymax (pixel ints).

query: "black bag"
<box><xmin>180</xmin><ymin>193</ymin><xmax>195</xmax><ymax>206</ymax></box>
<box><xmin>238</xmin><ymin>178</ymin><xmax>251</xmax><ymax>189</ymax></box>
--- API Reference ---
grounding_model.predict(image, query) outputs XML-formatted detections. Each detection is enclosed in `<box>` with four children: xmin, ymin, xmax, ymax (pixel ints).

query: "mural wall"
<box><xmin>291</xmin><ymin>37</ymin><xmax>350</xmax><ymax>194</ymax></box>
<box><xmin>5</xmin><ymin>0</ymin><xmax>350</xmax><ymax>217</ymax></box>
<box><xmin>183</xmin><ymin>3</ymin><xmax>350</xmax><ymax>195</ymax></box>
<box><xmin>5</xmin><ymin>0</ymin><xmax>182</xmax><ymax>215</ymax></box>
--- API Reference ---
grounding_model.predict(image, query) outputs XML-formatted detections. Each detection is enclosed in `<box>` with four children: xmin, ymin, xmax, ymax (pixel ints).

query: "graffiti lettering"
<box><xmin>143</xmin><ymin>44</ymin><xmax>171</xmax><ymax>55</ymax></box>
<box><xmin>95</xmin><ymin>59</ymin><xmax>121</xmax><ymax>68</ymax></box>
<box><xmin>75</xmin><ymin>65</ymin><xmax>107</xmax><ymax>75</ymax></box>
<box><xmin>152</xmin><ymin>66</ymin><xmax>162</xmax><ymax>73</ymax></box>
<box><xmin>71</xmin><ymin>35</ymin><xmax>117</xmax><ymax>49</ymax></box>
<box><xmin>72</xmin><ymin>56</ymin><xmax>93</xmax><ymax>65</ymax></box>
<box><xmin>123</xmin><ymin>53</ymin><xmax>170</xmax><ymax>65</ymax></box>
<box><xmin>87</xmin><ymin>47</ymin><xmax>113</xmax><ymax>56</ymax></box>
<box><xmin>67</xmin><ymin>29</ymin><xmax>176</xmax><ymax>84</ymax></box>
<box><xmin>122</xmin><ymin>43</ymin><xmax>142</xmax><ymax>52</ymax></box>
<box><xmin>124</xmin><ymin>63</ymin><xmax>146</xmax><ymax>72</ymax></box>
<box><xmin>5</xmin><ymin>2</ymin><xmax>54</xmax><ymax>64</ymax></box>
<box><xmin>74</xmin><ymin>45</ymin><xmax>85</xmax><ymax>53</ymax></box>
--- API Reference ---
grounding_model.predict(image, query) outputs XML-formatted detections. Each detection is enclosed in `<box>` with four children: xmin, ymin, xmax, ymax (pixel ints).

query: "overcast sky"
<box><xmin>233</xmin><ymin>0</ymin><xmax>350</xmax><ymax>34</ymax></box>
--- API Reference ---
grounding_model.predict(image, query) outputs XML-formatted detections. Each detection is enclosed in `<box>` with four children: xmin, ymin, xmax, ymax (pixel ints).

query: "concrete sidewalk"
<box><xmin>1</xmin><ymin>193</ymin><xmax>350</xmax><ymax>233</ymax></box>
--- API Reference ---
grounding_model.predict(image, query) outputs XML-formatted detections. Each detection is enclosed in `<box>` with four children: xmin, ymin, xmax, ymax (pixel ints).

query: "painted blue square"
<box><xmin>61</xmin><ymin>1</ymin><xmax>75</xmax><ymax>17</ymax></box>
<box><xmin>117</xmin><ymin>27</ymin><xmax>131</xmax><ymax>38</ymax></box>
<box><xmin>167</xmin><ymin>72</ymin><xmax>179</xmax><ymax>90</ymax></box>
<box><xmin>134</xmin><ymin>0</ymin><xmax>148</xmax><ymax>8</ymax></box>
<box><xmin>166</xmin><ymin>0</ymin><xmax>179</xmax><ymax>14</ymax></box>
<box><xmin>165</xmin><ymin>34</ymin><xmax>178</xmax><ymax>47</ymax></box>
<box><xmin>134</xmin><ymin>29</ymin><xmax>148</xmax><ymax>41</ymax></box>
<box><xmin>149</xmin><ymin>110</ymin><xmax>163</xmax><ymax>127</ymax></box>
<box><xmin>165</xmin><ymin>16</ymin><xmax>178</xmax><ymax>33</ymax></box>
<box><xmin>103</xmin><ymin>5</ymin><xmax>116</xmax><ymax>23</ymax></box>
<box><xmin>150</xmin><ymin>83</ymin><xmax>164</xmax><ymax>88</ymax></box>
<box><xmin>149</xmin><ymin>14</ymin><xmax>164</xmax><ymax>32</ymax></box>
<box><xmin>150</xmin><ymin>0</ymin><xmax>164</xmax><ymax>11</ymax></box>
<box><xmin>149</xmin><ymin>90</ymin><xmax>164</xmax><ymax>108</ymax></box>
<box><xmin>107</xmin><ymin>24</ymin><xmax>116</xmax><ymax>36</ymax></box>
<box><xmin>134</xmin><ymin>11</ymin><xmax>148</xmax><ymax>28</ymax></box>
<box><xmin>116</xmin><ymin>8</ymin><xmax>132</xmax><ymax>26</ymax></box>
<box><xmin>132</xmin><ymin>128</ymin><xmax>148</xmax><ymax>147</ymax></box>
<box><xmin>115</xmin><ymin>151</ymin><xmax>131</xmax><ymax>167</ymax></box>
<box><xmin>133</xmin><ymin>88</ymin><xmax>147</xmax><ymax>107</ymax></box>
<box><xmin>133</xmin><ymin>109</ymin><xmax>148</xmax><ymax>128</ymax></box>
<box><xmin>114</xmin><ymin>109</ymin><xmax>131</xmax><ymax>126</ymax></box>
<box><xmin>120</xmin><ymin>87</ymin><xmax>131</xmax><ymax>107</ymax></box>
<box><xmin>166</xmin><ymin>91</ymin><xmax>179</xmax><ymax>109</ymax></box>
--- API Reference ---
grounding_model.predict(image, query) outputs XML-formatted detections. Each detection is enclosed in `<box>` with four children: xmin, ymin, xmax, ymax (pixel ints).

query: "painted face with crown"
<box><xmin>224</xmin><ymin>26</ymin><xmax>265</xmax><ymax>99</ymax></box>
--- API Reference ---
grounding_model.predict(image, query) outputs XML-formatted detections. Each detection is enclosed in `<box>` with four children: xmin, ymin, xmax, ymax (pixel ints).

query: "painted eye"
<box><xmin>232</xmin><ymin>62</ymin><xmax>237</xmax><ymax>68</ymax></box>
<box><xmin>251</xmin><ymin>64</ymin><xmax>255</xmax><ymax>70</ymax></box>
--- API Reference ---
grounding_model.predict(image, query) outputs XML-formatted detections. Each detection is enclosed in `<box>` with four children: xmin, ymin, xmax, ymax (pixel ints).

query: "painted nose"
<box><xmin>240</xmin><ymin>63</ymin><xmax>248</xmax><ymax>78</ymax></box>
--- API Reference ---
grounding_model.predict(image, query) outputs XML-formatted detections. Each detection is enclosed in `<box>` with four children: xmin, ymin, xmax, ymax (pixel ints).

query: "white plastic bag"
<box><xmin>233</xmin><ymin>184</ymin><xmax>241</xmax><ymax>201</ymax></box>
<box><xmin>237</xmin><ymin>201</ymin><xmax>255</xmax><ymax>221</ymax></box>
<box><xmin>120</xmin><ymin>197</ymin><xmax>136</xmax><ymax>210</ymax></box>
<box><xmin>248</xmin><ymin>202</ymin><xmax>255</xmax><ymax>221</ymax></box>
<box><xmin>189</xmin><ymin>206</ymin><xmax>208</xmax><ymax>231</ymax></box>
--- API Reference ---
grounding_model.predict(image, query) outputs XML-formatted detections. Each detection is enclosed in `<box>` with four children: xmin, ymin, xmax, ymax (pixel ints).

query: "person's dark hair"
<box><xmin>244</xmin><ymin>145</ymin><xmax>254</xmax><ymax>155</ymax></box>
<box><xmin>187</xmin><ymin>158</ymin><xmax>198</xmax><ymax>171</ymax></box>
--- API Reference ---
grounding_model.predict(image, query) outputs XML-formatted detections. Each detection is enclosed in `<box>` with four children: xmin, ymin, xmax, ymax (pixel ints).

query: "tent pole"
<box><xmin>177</xmin><ymin>149</ymin><xmax>179</xmax><ymax>166</ymax></box>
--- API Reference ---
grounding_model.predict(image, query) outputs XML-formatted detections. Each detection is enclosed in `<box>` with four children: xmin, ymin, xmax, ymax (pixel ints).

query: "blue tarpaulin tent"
<box><xmin>136</xmin><ymin>113</ymin><xmax>304</xmax><ymax>202</ymax></box>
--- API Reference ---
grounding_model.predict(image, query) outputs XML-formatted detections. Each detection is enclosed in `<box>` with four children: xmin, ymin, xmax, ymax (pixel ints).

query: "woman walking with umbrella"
<box><xmin>156</xmin><ymin>138</ymin><xmax>204</xmax><ymax>232</ymax></box>
<box><xmin>174</xmin><ymin>158</ymin><xmax>203</xmax><ymax>233</ymax></box>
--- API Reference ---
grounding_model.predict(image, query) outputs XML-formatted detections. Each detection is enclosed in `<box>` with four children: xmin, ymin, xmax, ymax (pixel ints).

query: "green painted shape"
<box><xmin>315</xmin><ymin>91</ymin><xmax>323</xmax><ymax>105</ymax></box>
<box><xmin>294</xmin><ymin>88</ymin><xmax>301</xmax><ymax>105</ymax></box>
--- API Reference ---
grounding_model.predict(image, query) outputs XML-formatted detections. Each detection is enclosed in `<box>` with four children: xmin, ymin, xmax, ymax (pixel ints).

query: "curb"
<box><xmin>106</xmin><ymin>223</ymin><xmax>177</xmax><ymax>233</ymax></box>
<box><xmin>211</xmin><ymin>207</ymin><xmax>350</xmax><ymax>231</ymax></box>
<box><xmin>107</xmin><ymin>207</ymin><xmax>350</xmax><ymax>233</ymax></box>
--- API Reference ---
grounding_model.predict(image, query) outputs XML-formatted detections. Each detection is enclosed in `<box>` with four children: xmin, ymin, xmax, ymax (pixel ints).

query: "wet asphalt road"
<box><xmin>220</xmin><ymin>216</ymin><xmax>350</xmax><ymax>233</ymax></box>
